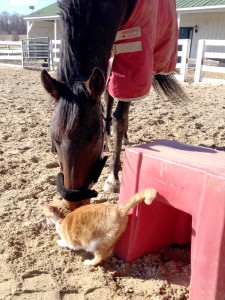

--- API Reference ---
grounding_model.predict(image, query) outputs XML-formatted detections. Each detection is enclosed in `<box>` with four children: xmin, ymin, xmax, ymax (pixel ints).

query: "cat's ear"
<box><xmin>44</xmin><ymin>205</ymin><xmax>53</xmax><ymax>219</ymax></box>
<box><xmin>52</xmin><ymin>196</ymin><xmax>61</xmax><ymax>206</ymax></box>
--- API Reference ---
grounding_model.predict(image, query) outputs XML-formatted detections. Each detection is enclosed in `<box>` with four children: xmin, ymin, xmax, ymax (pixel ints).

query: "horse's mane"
<box><xmin>57</xmin><ymin>0</ymin><xmax>121</xmax><ymax>85</ymax></box>
<box><xmin>55</xmin><ymin>0</ymin><xmax>105</xmax><ymax>141</ymax></box>
<box><xmin>57</xmin><ymin>0</ymin><xmax>85</xmax><ymax>84</ymax></box>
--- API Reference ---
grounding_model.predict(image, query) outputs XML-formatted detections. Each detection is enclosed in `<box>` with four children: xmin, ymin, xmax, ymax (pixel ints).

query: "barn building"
<box><xmin>24</xmin><ymin>0</ymin><xmax>225</xmax><ymax>60</ymax></box>
<box><xmin>177</xmin><ymin>0</ymin><xmax>225</xmax><ymax>59</ymax></box>
<box><xmin>24</xmin><ymin>3</ymin><xmax>60</xmax><ymax>41</ymax></box>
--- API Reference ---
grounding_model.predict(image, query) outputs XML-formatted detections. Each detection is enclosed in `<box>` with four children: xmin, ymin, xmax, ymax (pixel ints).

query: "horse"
<box><xmin>41</xmin><ymin>0</ymin><xmax>186</xmax><ymax>210</ymax></box>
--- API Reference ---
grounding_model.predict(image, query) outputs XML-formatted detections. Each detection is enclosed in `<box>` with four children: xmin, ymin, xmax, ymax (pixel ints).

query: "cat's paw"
<box><xmin>84</xmin><ymin>257</ymin><xmax>102</xmax><ymax>266</ymax></box>
<box><xmin>84</xmin><ymin>259</ymin><xmax>94</xmax><ymax>266</ymax></box>
<box><xmin>144</xmin><ymin>189</ymin><xmax>157</xmax><ymax>205</ymax></box>
<box><xmin>57</xmin><ymin>239</ymin><xmax>67</xmax><ymax>247</ymax></box>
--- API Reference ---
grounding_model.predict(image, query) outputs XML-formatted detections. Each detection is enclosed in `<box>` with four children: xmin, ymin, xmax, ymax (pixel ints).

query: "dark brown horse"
<box><xmin>41</xmin><ymin>0</ymin><xmax>185</xmax><ymax>210</ymax></box>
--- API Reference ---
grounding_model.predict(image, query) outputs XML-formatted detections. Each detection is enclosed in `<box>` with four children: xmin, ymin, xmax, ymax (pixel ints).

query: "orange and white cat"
<box><xmin>45</xmin><ymin>189</ymin><xmax>157</xmax><ymax>266</ymax></box>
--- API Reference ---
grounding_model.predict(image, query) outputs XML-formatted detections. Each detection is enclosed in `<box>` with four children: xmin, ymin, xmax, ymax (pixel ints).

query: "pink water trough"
<box><xmin>114</xmin><ymin>140</ymin><xmax>225</xmax><ymax>300</ymax></box>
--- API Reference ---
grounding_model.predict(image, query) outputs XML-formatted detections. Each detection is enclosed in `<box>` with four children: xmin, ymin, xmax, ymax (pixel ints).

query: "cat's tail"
<box><xmin>119</xmin><ymin>189</ymin><xmax>157</xmax><ymax>217</ymax></box>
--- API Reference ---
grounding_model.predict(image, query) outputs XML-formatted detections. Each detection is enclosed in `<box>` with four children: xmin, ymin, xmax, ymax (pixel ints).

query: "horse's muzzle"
<box><xmin>56</xmin><ymin>156</ymin><xmax>108</xmax><ymax>202</ymax></box>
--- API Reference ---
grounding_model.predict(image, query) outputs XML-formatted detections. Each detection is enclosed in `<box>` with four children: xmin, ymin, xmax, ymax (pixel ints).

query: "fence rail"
<box><xmin>195</xmin><ymin>39</ymin><xmax>225</xmax><ymax>83</ymax></box>
<box><xmin>0</xmin><ymin>41</ymin><xmax>22</xmax><ymax>67</ymax></box>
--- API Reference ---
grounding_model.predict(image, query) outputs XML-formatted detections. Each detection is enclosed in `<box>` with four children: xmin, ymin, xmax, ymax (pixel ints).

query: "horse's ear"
<box><xmin>86</xmin><ymin>68</ymin><xmax>105</xmax><ymax>100</ymax></box>
<box><xmin>41</xmin><ymin>70</ymin><xmax>64</xmax><ymax>101</ymax></box>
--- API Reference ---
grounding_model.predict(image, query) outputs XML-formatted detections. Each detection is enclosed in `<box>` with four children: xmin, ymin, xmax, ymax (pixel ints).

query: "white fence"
<box><xmin>195</xmin><ymin>39</ymin><xmax>225</xmax><ymax>83</ymax></box>
<box><xmin>1</xmin><ymin>38</ymin><xmax>225</xmax><ymax>84</ymax></box>
<box><xmin>0</xmin><ymin>41</ymin><xmax>23</xmax><ymax>67</ymax></box>
<box><xmin>0</xmin><ymin>39</ymin><xmax>191</xmax><ymax>76</ymax></box>
<box><xmin>0</xmin><ymin>40</ymin><xmax>59</xmax><ymax>70</ymax></box>
<box><xmin>0</xmin><ymin>39</ymin><xmax>190</xmax><ymax>76</ymax></box>
<box><xmin>175</xmin><ymin>39</ymin><xmax>191</xmax><ymax>82</ymax></box>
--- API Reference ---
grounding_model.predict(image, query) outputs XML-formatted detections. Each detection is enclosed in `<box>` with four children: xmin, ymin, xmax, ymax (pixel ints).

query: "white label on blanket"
<box><xmin>113</xmin><ymin>41</ymin><xmax>142</xmax><ymax>55</ymax></box>
<box><xmin>115</xmin><ymin>26</ymin><xmax>141</xmax><ymax>42</ymax></box>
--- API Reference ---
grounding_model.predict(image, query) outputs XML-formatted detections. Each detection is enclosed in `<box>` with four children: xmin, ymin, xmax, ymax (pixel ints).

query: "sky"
<box><xmin>0</xmin><ymin>0</ymin><xmax>57</xmax><ymax>15</ymax></box>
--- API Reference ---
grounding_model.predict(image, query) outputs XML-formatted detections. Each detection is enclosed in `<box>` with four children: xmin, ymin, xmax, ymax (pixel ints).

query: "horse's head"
<box><xmin>41</xmin><ymin>68</ymin><xmax>105</xmax><ymax>210</ymax></box>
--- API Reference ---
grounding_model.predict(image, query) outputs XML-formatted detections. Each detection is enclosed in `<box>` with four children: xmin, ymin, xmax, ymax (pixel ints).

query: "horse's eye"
<box><xmin>51</xmin><ymin>140</ymin><xmax>57</xmax><ymax>153</ymax></box>
<box><xmin>93</xmin><ymin>136</ymin><xmax>101</xmax><ymax>144</ymax></box>
<box><xmin>52</xmin><ymin>137</ymin><xmax>61</xmax><ymax>145</ymax></box>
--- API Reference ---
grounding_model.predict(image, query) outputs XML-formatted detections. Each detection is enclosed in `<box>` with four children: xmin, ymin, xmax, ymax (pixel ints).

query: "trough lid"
<box><xmin>131</xmin><ymin>140</ymin><xmax>225</xmax><ymax>178</ymax></box>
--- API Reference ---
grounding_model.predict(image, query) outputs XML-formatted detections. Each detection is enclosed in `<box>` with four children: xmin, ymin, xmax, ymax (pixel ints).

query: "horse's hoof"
<box><xmin>104</xmin><ymin>135</ymin><xmax>110</xmax><ymax>152</ymax></box>
<box><xmin>103</xmin><ymin>175</ymin><xmax>120</xmax><ymax>193</ymax></box>
<box><xmin>103</xmin><ymin>182</ymin><xmax>120</xmax><ymax>193</ymax></box>
<box><xmin>104</xmin><ymin>143</ymin><xmax>109</xmax><ymax>152</ymax></box>
<box><xmin>122</xmin><ymin>137</ymin><xmax>129</xmax><ymax>146</ymax></box>
<box><xmin>104</xmin><ymin>174</ymin><xmax>120</xmax><ymax>193</ymax></box>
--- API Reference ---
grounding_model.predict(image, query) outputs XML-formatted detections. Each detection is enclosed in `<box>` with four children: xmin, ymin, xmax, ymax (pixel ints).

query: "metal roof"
<box><xmin>176</xmin><ymin>0</ymin><xmax>225</xmax><ymax>8</ymax></box>
<box><xmin>25</xmin><ymin>2</ymin><xmax>59</xmax><ymax>18</ymax></box>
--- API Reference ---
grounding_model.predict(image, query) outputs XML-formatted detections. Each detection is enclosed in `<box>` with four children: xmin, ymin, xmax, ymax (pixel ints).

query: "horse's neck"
<box><xmin>57</xmin><ymin>0</ymin><xmax>136</xmax><ymax>84</ymax></box>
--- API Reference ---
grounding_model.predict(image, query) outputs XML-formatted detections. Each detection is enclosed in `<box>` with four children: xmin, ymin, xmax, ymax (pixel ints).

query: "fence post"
<box><xmin>180</xmin><ymin>39</ymin><xmax>191</xmax><ymax>81</ymax></box>
<box><xmin>49</xmin><ymin>40</ymin><xmax>54</xmax><ymax>71</ymax></box>
<box><xmin>20</xmin><ymin>43</ymin><xmax>22</xmax><ymax>67</ymax></box>
<box><xmin>194</xmin><ymin>39</ymin><xmax>205</xmax><ymax>83</ymax></box>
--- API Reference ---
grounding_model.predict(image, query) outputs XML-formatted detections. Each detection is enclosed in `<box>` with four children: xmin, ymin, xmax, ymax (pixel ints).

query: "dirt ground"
<box><xmin>0</xmin><ymin>66</ymin><xmax>224</xmax><ymax>300</ymax></box>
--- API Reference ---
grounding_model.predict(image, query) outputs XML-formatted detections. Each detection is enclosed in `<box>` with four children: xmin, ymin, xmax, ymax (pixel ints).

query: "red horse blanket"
<box><xmin>107</xmin><ymin>0</ymin><xmax>178</xmax><ymax>101</ymax></box>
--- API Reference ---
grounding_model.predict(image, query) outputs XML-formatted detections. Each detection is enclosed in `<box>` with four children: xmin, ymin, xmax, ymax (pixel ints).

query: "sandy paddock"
<box><xmin>0</xmin><ymin>66</ymin><xmax>224</xmax><ymax>300</ymax></box>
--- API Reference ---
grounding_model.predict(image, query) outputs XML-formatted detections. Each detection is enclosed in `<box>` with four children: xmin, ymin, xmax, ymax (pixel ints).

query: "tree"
<box><xmin>0</xmin><ymin>11</ymin><xmax>26</xmax><ymax>35</ymax></box>
<box><xmin>0</xmin><ymin>11</ymin><xmax>10</xmax><ymax>33</ymax></box>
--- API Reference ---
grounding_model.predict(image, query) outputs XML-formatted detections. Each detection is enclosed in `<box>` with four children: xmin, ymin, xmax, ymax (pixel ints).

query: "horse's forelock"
<box><xmin>51</xmin><ymin>82</ymin><xmax>92</xmax><ymax>141</ymax></box>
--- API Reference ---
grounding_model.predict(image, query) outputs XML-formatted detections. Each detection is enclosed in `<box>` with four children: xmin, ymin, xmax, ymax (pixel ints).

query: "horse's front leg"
<box><xmin>104</xmin><ymin>101</ymin><xmax>130</xmax><ymax>193</ymax></box>
<box><xmin>103</xmin><ymin>91</ymin><xmax>114</xmax><ymax>151</ymax></box>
